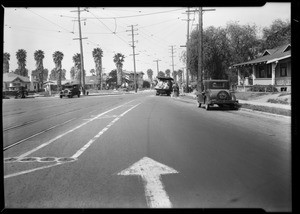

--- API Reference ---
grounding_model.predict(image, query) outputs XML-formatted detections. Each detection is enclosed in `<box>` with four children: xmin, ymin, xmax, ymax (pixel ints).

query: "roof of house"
<box><xmin>233</xmin><ymin>44</ymin><xmax>291</xmax><ymax>67</ymax></box>
<box><xmin>3</xmin><ymin>72</ymin><xmax>31</xmax><ymax>83</ymax></box>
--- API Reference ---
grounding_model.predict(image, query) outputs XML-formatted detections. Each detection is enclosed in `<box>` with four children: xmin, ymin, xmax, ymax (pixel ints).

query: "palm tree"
<box><xmin>53</xmin><ymin>51</ymin><xmax>64</xmax><ymax>90</ymax></box>
<box><xmin>113</xmin><ymin>53</ymin><xmax>125</xmax><ymax>88</ymax></box>
<box><xmin>34</xmin><ymin>50</ymin><xmax>45</xmax><ymax>89</ymax></box>
<box><xmin>72</xmin><ymin>53</ymin><xmax>81</xmax><ymax>83</ymax></box>
<box><xmin>3</xmin><ymin>52</ymin><xmax>10</xmax><ymax>73</ymax></box>
<box><xmin>165</xmin><ymin>69</ymin><xmax>171</xmax><ymax>77</ymax></box>
<box><xmin>92</xmin><ymin>48</ymin><xmax>103</xmax><ymax>90</ymax></box>
<box><xmin>146</xmin><ymin>69</ymin><xmax>153</xmax><ymax>88</ymax></box>
<box><xmin>15</xmin><ymin>49</ymin><xmax>28</xmax><ymax>77</ymax></box>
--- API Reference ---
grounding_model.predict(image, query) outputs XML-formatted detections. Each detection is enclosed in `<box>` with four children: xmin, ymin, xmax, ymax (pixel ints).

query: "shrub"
<box><xmin>250</xmin><ymin>84</ymin><xmax>278</xmax><ymax>92</ymax></box>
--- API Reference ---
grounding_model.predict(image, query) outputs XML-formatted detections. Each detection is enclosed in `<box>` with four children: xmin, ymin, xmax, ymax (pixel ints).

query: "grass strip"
<box><xmin>240</xmin><ymin>103</ymin><xmax>291</xmax><ymax>117</ymax></box>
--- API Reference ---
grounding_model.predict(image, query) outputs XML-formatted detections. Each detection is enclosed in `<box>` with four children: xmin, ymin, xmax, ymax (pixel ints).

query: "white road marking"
<box><xmin>71</xmin><ymin>103</ymin><xmax>141</xmax><ymax>159</ymax></box>
<box><xmin>17</xmin><ymin>100</ymin><xmax>136</xmax><ymax>158</ymax></box>
<box><xmin>4</xmin><ymin>162</ymin><xmax>65</xmax><ymax>179</ymax></box>
<box><xmin>118</xmin><ymin>157</ymin><xmax>178</xmax><ymax>208</ymax></box>
<box><xmin>3</xmin><ymin>119</ymin><xmax>76</xmax><ymax>151</ymax></box>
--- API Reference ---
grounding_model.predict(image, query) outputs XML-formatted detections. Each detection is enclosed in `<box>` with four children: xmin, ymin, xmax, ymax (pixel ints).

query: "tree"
<box><xmin>113</xmin><ymin>53</ymin><xmax>125</xmax><ymax>87</ymax></box>
<box><xmin>70</xmin><ymin>67</ymin><xmax>76</xmax><ymax>80</ymax></box>
<box><xmin>146</xmin><ymin>69</ymin><xmax>153</xmax><ymax>82</ymax></box>
<box><xmin>15</xmin><ymin>49</ymin><xmax>28</xmax><ymax>77</ymax></box>
<box><xmin>92</xmin><ymin>48</ymin><xmax>103</xmax><ymax>89</ymax></box>
<box><xmin>157</xmin><ymin>71</ymin><xmax>165</xmax><ymax>77</ymax></box>
<box><xmin>165</xmin><ymin>69</ymin><xmax>171</xmax><ymax>77</ymax></box>
<box><xmin>262</xmin><ymin>19</ymin><xmax>291</xmax><ymax>49</ymax></box>
<box><xmin>34</xmin><ymin>50</ymin><xmax>45</xmax><ymax>88</ymax></box>
<box><xmin>53</xmin><ymin>51</ymin><xmax>64</xmax><ymax>90</ymax></box>
<box><xmin>177</xmin><ymin>69</ymin><xmax>183</xmax><ymax>83</ymax></box>
<box><xmin>3</xmin><ymin>52</ymin><xmax>10</xmax><ymax>73</ymax></box>
<box><xmin>73</xmin><ymin>53</ymin><xmax>81</xmax><ymax>83</ymax></box>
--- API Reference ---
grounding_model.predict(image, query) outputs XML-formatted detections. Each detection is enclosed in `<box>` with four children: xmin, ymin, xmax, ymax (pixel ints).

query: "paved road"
<box><xmin>3</xmin><ymin>92</ymin><xmax>291</xmax><ymax>211</ymax></box>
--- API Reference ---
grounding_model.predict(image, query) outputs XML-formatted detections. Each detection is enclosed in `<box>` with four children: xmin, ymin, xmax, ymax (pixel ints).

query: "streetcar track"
<box><xmin>3</xmin><ymin>101</ymin><xmax>113</xmax><ymax>132</ymax></box>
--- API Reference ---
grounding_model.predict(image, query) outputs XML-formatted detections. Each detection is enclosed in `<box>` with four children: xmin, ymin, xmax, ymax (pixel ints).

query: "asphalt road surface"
<box><xmin>3</xmin><ymin>92</ymin><xmax>291</xmax><ymax>211</ymax></box>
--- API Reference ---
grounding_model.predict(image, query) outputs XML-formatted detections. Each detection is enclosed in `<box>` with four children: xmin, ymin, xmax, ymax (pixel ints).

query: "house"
<box><xmin>3</xmin><ymin>72</ymin><xmax>31</xmax><ymax>91</ymax></box>
<box><xmin>233</xmin><ymin>44</ymin><xmax>291</xmax><ymax>92</ymax></box>
<box><xmin>123</xmin><ymin>71</ymin><xmax>144</xmax><ymax>89</ymax></box>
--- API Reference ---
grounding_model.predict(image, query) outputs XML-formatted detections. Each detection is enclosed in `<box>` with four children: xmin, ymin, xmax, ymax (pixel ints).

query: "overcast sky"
<box><xmin>3</xmin><ymin>3</ymin><xmax>291</xmax><ymax>79</ymax></box>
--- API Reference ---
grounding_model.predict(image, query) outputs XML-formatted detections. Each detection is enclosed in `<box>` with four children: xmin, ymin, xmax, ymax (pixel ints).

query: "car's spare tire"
<box><xmin>217</xmin><ymin>91</ymin><xmax>229</xmax><ymax>100</ymax></box>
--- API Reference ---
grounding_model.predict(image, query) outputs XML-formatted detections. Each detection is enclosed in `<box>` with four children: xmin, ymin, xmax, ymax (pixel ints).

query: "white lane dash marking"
<box><xmin>118</xmin><ymin>157</ymin><xmax>178</xmax><ymax>208</ymax></box>
<box><xmin>17</xmin><ymin>100</ymin><xmax>136</xmax><ymax>158</ymax></box>
<box><xmin>71</xmin><ymin>103</ymin><xmax>141</xmax><ymax>159</ymax></box>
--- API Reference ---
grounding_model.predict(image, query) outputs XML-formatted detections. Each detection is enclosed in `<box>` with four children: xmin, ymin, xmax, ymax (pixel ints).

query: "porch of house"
<box><xmin>236</xmin><ymin>60</ymin><xmax>291</xmax><ymax>92</ymax></box>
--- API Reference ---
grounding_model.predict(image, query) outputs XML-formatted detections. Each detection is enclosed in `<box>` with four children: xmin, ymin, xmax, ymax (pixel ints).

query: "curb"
<box><xmin>177</xmin><ymin>95</ymin><xmax>291</xmax><ymax>119</ymax></box>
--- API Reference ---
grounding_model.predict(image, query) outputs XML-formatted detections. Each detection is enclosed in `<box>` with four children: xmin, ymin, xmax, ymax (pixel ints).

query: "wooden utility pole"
<box><xmin>127</xmin><ymin>25</ymin><xmax>139</xmax><ymax>93</ymax></box>
<box><xmin>181</xmin><ymin>7</ymin><xmax>194</xmax><ymax>92</ymax></box>
<box><xmin>153</xmin><ymin>59</ymin><xmax>161</xmax><ymax>76</ymax></box>
<box><xmin>169</xmin><ymin>45</ymin><xmax>176</xmax><ymax>81</ymax></box>
<box><xmin>197</xmin><ymin>7</ymin><xmax>203</xmax><ymax>92</ymax></box>
<box><xmin>197</xmin><ymin>8</ymin><xmax>215</xmax><ymax>92</ymax></box>
<box><xmin>72</xmin><ymin>7</ymin><xmax>87</xmax><ymax>94</ymax></box>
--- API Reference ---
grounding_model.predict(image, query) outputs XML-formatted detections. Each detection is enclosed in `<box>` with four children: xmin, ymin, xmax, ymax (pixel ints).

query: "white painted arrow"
<box><xmin>118</xmin><ymin>157</ymin><xmax>178</xmax><ymax>208</ymax></box>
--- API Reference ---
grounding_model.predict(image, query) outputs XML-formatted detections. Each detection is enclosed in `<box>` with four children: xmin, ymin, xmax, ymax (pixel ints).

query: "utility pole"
<box><xmin>127</xmin><ymin>25</ymin><xmax>139</xmax><ymax>93</ymax></box>
<box><xmin>169</xmin><ymin>45</ymin><xmax>176</xmax><ymax>81</ymax></box>
<box><xmin>197</xmin><ymin>7</ymin><xmax>215</xmax><ymax>92</ymax></box>
<box><xmin>181</xmin><ymin>7</ymin><xmax>194</xmax><ymax>92</ymax></box>
<box><xmin>153</xmin><ymin>59</ymin><xmax>161</xmax><ymax>76</ymax></box>
<box><xmin>72</xmin><ymin>7</ymin><xmax>88</xmax><ymax>95</ymax></box>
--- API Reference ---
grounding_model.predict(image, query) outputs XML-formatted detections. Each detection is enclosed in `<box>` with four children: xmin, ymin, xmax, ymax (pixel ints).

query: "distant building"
<box><xmin>3</xmin><ymin>72</ymin><xmax>31</xmax><ymax>91</ymax></box>
<box><xmin>123</xmin><ymin>71</ymin><xmax>144</xmax><ymax>89</ymax></box>
<box><xmin>233</xmin><ymin>44</ymin><xmax>291</xmax><ymax>92</ymax></box>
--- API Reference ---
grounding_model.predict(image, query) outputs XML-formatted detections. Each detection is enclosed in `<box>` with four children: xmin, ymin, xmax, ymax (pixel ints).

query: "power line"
<box><xmin>85</xmin><ymin>9</ymin><xmax>131</xmax><ymax>47</ymax></box>
<box><xmin>26</xmin><ymin>8</ymin><xmax>74</xmax><ymax>34</ymax></box>
<box><xmin>69</xmin><ymin>8</ymin><xmax>185</xmax><ymax>20</ymax></box>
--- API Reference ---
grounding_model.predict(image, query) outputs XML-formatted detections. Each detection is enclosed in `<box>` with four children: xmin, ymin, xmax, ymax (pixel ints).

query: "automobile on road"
<box><xmin>60</xmin><ymin>83</ymin><xmax>81</xmax><ymax>98</ymax></box>
<box><xmin>196</xmin><ymin>80</ymin><xmax>238</xmax><ymax>110</ymax></box>
<box><xmin>154</xmin><ymin>76</ymin><xmax>174</xmax><ymax>96</ymax></box>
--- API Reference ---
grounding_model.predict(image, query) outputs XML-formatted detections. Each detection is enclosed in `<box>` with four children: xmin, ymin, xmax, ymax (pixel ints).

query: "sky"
<box><xmin>3</xmin><ymin>3</ymin><xmax>291</xmax><ymax>80</ymax></box>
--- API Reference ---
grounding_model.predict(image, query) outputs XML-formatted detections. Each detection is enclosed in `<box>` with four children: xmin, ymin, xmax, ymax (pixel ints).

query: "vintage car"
<box><xmin>154</xmin><ymin>76</ymin><xmax>174</xmax><ymax>96</ymax></box>
<box><xmin>196</xmin><ymin>80</ymin><xmax>238</xmax><ymax>110</ymax></box>
<box><xmin>60</xmin><ymin>83</ymin><xmax>81</xmax><ymax>98</ymax></box>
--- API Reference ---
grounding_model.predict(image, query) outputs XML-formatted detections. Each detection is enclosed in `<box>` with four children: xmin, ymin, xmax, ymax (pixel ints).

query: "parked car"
<box><xmin>60</xmin><ymin>83</ymin><xmax>81</xmax><ymax>98</ymax></box>
<box><xmin>154</xmin><ymin>76</ymin><xmax>174</xmax><ymax>96</ymax></box>
<box><xmin>11</xmin><ymin>86</ymin><xmax>28</xmax><ymax>99</ymax></box>
<box><xmin>196</xmin><ymin>80</ymin><xmax>238</xmax><ymax>110</ymax></box>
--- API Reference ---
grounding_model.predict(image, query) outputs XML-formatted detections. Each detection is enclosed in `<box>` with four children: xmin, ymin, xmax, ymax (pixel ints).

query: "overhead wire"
<box><xmin>25</xmin><ymin>8</ymin><xmax>74</xmax><ymax>34</ymax></box>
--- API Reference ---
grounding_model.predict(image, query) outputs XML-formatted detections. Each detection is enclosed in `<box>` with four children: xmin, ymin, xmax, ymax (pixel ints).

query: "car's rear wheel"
<box><xmin>60</xmin><ymin>95</ymin><xmax>63</xmax><ymax>99</ymax></box>
<box><xmin>78</xmin><ymin>92</ymin><xmax>80</xmax><ymax>98</ymax></box>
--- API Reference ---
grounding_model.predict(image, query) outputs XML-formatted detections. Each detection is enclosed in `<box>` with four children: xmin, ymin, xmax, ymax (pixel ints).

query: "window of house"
<box><xmin>280</xmin><ymin>63</ymin><xmax>287</xmax><ymax>77</ymax></box>
<box><xmin>258</xmin><ymin>65</ymin><xmax>265</xmax><ymax>78</ymax></box>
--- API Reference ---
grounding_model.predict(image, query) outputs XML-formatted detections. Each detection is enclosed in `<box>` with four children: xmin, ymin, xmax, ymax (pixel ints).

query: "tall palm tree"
<box><xmin>3</xmin><ymin>52</ymin><xmax>10</xmax><ymax>73</ymax></box>
<box><xmin>165</xmin><ymin>69</ymin><xmax>171</xmax><ymax>77</ymax></box>
<box><xmin>34</xmin><ymin>50</ymin><xmax>45</xmax><ymax>89</ymax></box>
<box><xmin>53</xmin><ymin>51</ymin><xmax>64</xmax><ymax>90</ymax></box>
<box><xmin>92</xmin><ymin>48</ymin><xmax>103</xmax><ymax>90</ymax></box>
<box><xmin>113</xmin><ymin>53</ymin><xmax>125</xmax><ymax>88</ymax></box>
<box><xmin>147</xmin><ymin>69</ymin><xmax>153</xmax><ymax>81</ymax></box>
<box><xmin>15</xmin><ymin>49</ymin><xmax>28</xmax><ymax>77</ymax></box>
<box><xmin>72</xmin><ymin>53</ymin><xmax>81</xmax><ymax>83</ymax></box>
